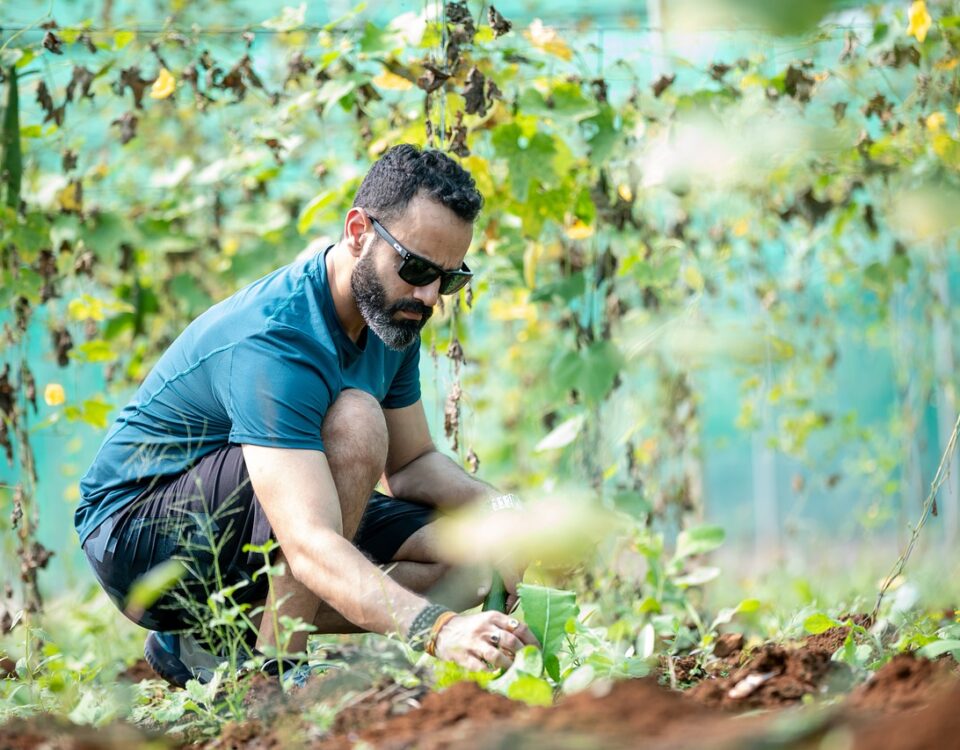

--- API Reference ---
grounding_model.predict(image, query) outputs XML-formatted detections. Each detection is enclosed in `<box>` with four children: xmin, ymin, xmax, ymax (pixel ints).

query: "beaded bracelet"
<box><xmin>425</xmin><ymin>611</ymin><xmax>457</xmax><ymax>657</ymax></box>
<box><xmin>407</xmin><ymin>603</ymin><xmax>453</xmax><ymax>651</ymax></box>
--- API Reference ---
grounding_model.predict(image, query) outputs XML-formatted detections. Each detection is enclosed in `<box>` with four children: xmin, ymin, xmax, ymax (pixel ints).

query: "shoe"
<box><xmin>143</xmin><ymin>631</ymin><xmax>225</xmax><ymax>688</ymax></box>
<box><xmin>261</xmin><ymin>657</ymin><xmax>340</xmax><ymax>690</ymax></box>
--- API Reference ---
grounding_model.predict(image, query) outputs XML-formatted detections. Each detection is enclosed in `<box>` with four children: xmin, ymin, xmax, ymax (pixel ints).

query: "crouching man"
<box><xmin>75</xmin><ymin>144</ymin><xmax>536</xmax><ymax>686</ymax></box>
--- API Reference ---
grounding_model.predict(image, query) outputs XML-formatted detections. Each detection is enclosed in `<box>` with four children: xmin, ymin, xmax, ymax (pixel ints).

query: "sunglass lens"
<box><xmin>399</xmin><ymin>257</ymin><xmax>441</xmax><ymax>287</ymax></box>
<box><xmin>440</xmin><ymin>274</ymin><xmax>470</xmax><ymax>295</ymax></box>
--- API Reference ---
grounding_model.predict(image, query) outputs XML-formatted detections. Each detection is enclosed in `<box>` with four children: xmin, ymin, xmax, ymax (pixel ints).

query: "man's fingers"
<box><xmin>479</xmin><ymin>645</ymin><xmax>512</xmax><ymax>671</ymax></box>
<box><xmin>494</xmin><ymin>613</ymin><xmax>540</xmax><ymax>647</ymax></box>
<box><xmin>497</xmin><ymin>631</ymin><xmax>524</xmax><ymax>655</ymax></box>
<box><xmin>461</xmin><ymin>655</ymin><xmax>486</xmax><ymax>672</ymax></box>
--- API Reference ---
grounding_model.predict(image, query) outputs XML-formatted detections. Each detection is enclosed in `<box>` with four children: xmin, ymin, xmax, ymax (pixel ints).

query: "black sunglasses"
<box><xmin>369</xmin><ymin>217</ymin><xmax>473</xmax><ymax>295</ymax></box>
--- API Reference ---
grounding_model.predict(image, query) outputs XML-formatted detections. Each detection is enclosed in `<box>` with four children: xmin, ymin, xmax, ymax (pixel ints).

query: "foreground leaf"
<box><xmin>517</xmin><ymin>583</ymin><xmax>579</xmax><ymax>680</ymax></box>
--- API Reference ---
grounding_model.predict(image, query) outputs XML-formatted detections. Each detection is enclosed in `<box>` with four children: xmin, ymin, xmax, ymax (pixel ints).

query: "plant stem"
<box><xmin>873</xmin><ymin>410</ymin><xmax>960</xmax><ymax>620</ymax></box>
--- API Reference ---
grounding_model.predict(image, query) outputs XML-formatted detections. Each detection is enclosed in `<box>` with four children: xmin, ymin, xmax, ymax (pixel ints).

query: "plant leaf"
<box><xmin>673</xmin><ymin>525</ymin><xmax>725</xmax><ymax>560</ymax></box>
<box><xmin>517</xmin><ymin>583</ymin><xmax>579</xmax><ymax>681</ymax></box>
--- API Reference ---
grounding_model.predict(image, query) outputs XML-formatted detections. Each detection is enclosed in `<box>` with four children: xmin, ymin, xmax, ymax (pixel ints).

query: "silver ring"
<box><xmin>490</xmin><ymin>631</ymin><xmax>501</xmax><ymax>646</ymax></box>
<box><xmin>506</xmin><ymin>618</ymin><xmax>519</xmax><ymax>631</ymax></box>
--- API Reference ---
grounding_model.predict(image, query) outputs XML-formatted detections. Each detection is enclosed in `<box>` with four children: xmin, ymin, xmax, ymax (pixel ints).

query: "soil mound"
<box><xmin>0</xmin><ymin>716</ymin><xmax>165</xmax><ymax>749</ymax></box>
<box><xmin>848</xmin><ymin>653</ymin><xmax>955</xmax><ymax>713</ymax></box>
<box><xmin>687</xmin><ymin>643</ymin><xmax>836</xmax><ymax>708</ymax></box>
<box><xmin>803</xmin><ymin>614</ymin><xmax>873</xmax><ymax>654</ymax></box>
<box><xmin>852</xmin><ymin>680</ymin><xmax>960</xmax><ymax>750</ymax></box>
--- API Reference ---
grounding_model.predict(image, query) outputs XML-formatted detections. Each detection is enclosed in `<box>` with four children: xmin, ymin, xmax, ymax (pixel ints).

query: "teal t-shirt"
<box><xmin>75</xmin><ymin>248</ymin><xmax>421</xmax><ymax>545</ymax></box>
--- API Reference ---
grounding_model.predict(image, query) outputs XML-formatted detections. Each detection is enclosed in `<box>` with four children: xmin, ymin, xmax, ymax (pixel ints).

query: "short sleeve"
<box><xmin>381</xmin><ymin>340</ymin><xmax>422</xmax><ymax>409</ymax></box>
<box><xmin>220</xmin><ymin>326</ymin><xmax>338</xmax><ymax>450</ymax></box>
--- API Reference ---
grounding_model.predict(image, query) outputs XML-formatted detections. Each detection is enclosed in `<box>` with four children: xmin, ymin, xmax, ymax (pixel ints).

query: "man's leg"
<box><xmin>254</xmin><ymin>388</ymin><xmax>389</xmax><ymax>655</ymax></box>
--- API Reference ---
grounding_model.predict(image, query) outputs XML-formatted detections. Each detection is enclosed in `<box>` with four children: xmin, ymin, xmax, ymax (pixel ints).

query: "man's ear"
<box><xmin>343</xmin><ymin>208</ymin><xmax>369</xmax><ymax>259</ymax></box>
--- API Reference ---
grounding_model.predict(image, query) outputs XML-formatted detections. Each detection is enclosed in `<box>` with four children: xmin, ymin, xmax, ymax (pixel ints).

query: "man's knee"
<box><xmin>321</xmin><ymin>389</ymin><xmax>388</xmax><ymax>478</ymax></box>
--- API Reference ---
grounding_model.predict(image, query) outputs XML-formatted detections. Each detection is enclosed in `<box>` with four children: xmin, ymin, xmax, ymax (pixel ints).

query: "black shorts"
<box><xmin>82</xmin><ymin>444</ymin><xmax>434</xmax><ymax>632</ymax></box>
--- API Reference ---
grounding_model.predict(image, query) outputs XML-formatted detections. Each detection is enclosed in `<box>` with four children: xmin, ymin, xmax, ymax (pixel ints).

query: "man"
<box><xmin>76</xmin><ymin>144</ymin><xmax>536</xmax><ymax>687</ymax></box>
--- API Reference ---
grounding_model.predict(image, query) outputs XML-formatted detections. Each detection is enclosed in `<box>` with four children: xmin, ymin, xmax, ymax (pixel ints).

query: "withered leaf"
<box><xmin>36</xmin><ymin>81</ymin><xmax>65</xmax><ymax>126</ymax></box>
<box><xmin>20</xmin><ymin>364</ymin><xmax>36</xmax><ymax>413</ymax></box>
<box><xmin>709</xmin><ymin>62</ymin><xmax>731</xmax><ymax>81</ymax></box>
<box><xmin>462</xmin><ymin>66</ymin><xmax>487</xmax><ymax>116</ymax></box>
<box><xmin>285</xmin><ymin>50</ymin><xmax>314</xmax><ymax>88</ymax></box>
<box><xmin>62</xmin><ymin>149</ymin><xmax>78</xmax><ymax>171</ymax></box>
<box><xmin>51</xmin><ymin>326</ymin><xmax>74</xmax><ymax>367</ymax></box>
<box><xmin>466</xmin><ymin>448</ymin><xmax>479</xmax><ymax>474</ymax></box>
<box><xmin>444</xmin><ymin>381</ymin><xmax>462</xmax><ymax>452</ymax></box>
<box><xmin>876</xmin><ymin>43</ymin><xmax>920</xmax><ymax>69</ymax></box>
<box><xmin>42</xmin><ymin>31</ymin><xmax>64</xmax><ymax>55</ymax></box>
<box><xmin>833</xmin><ymin>101</ymin><xmax>848</xmax><ymax>124</ymax></box>
<box><xmin>840</xmin><ymin>31</ymin><xmax>858</xmax><ymax>62</ymax></box>
<box><xmin>862</xmin><ymin>93</ymin><xmax>893</xmax><ymax>123</ymax></box>
<box><xmin>78</xmin><ymin>32</ymin><xmax>97</xmax><ymax>53</ymax></box>
<box><xmin>0</xmin><ymin>364</ymin><xmax>13</xmax><ymax>420</ymax></box>
<box><xmin>652</xmin><ymin>73</ymin><xmax>675</xmax><ymax>98</ymax></box>
<box><xmin>116</xmin><ymin>66</ymin><xmax>154</xmax><ymax>109</ymax></box>
<box><xmin>591</xmin><ymin>77</ymin><xmax>608</xmax><ymax>103</ymax></box>
<box><xmin>112</xmin><ymin>111</ymin><xmax>139</xmax><ymax>144</ymax></box>
<box><xmin>488</xmin><ymin>5</ymin><xmax>512</xmax><ymax>37</ymax></box>
<box><xmin>417</xmin><ymin>62</ymin><xmax>450</xmax><ymax>94</ymax></box>
<box><xmin>784</xmin><ymin>64</ymin><xmax>815</xmax><ymax>102</ymax></box>
<box><xmin>446</xmin><ymin>1</ymin><xmax>474</xmax><ymax>28</ymax></box>
<box><xmin>74</xmin><ymin>250</ymin><xmax>96</xmax><ymax>276</ymax></box>
<box><xmin>65</xmin><ymin>65</ymin><xmax>96</xmax><ymax>102</ymax></box>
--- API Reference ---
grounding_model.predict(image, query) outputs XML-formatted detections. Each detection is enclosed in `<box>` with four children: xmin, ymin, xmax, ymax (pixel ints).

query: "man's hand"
<box><xmin>433</xmin><ymin>611</ymin><xmax>539</xmax><ymax>671</ymax></box>
<box><xmin>496</xmin><ymin>562</ymin><xmax>525</xmax><ymax>613</ymax></box>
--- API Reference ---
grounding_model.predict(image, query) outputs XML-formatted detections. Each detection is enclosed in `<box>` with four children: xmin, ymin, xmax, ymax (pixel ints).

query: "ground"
<box><xmin>2</xmin><ymin>620</ymin><xmax>958</xmax><ymax>750</ymax></box>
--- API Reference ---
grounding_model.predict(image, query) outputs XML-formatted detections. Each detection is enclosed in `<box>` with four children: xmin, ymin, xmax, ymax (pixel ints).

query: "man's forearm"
<box><xmin>287</xmin><ymin>526</ymin><xmax>430</xmax><ymax>636</ymax></box>
<box><xmin>383</xmin><ymin>449</ymin><xmax>497</xmax><ymax>510</ymax></box>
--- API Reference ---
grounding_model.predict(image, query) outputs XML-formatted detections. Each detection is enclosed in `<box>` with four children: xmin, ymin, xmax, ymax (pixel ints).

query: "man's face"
<box><xmin>350</xmin><ymin>194</ymin><xmax>473</xmax><ymax>350</ymax></box>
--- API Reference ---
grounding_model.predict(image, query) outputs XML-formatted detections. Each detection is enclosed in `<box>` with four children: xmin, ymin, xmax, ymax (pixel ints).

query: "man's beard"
<box><xmin>350</xmin><ymin>250</ymin><xmax>433</xmax><ymax>351</ymax></box>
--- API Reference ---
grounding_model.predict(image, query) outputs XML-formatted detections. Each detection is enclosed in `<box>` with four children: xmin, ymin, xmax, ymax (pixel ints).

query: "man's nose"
<box><xmin>412</xmin><ymin>278</ymin><xmax>441</xmax><ymax>308</ymax></box>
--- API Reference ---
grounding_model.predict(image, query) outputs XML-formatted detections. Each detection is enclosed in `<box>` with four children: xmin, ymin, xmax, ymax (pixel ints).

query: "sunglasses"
<box><xmin>369</xmin><ymin>217</ymin><xmax>473</xmax><ymax>295</ymax></box>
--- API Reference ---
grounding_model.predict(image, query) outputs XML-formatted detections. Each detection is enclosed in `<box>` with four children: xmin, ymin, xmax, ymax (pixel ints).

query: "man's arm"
<box><xmin>242</xmin><ymin>444</ymin><xmax>428</xmax><ymax>636</ymax></box>
<box><xmin>380</xmin><ymin>399</ymin><xmax>497</xmax><ymax>510</ymax></box>
<box><xmin>241</xmin><ymin>443</ymin><xmax>537</xmax><ymax>668</ymax></box>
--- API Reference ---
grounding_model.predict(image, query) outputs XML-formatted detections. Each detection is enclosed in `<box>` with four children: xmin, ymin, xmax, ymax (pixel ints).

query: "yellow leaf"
<box><xmin>617</xmin><ymin>183</ymin><xmax>633</xmax><ymax>202</ymax></box>
<box><xmin>44</xmin><ymin>383</ymin><xmax>66</xmax><ymax>406</ymax></box>
<box><xmin>57</xmin><ymin>181</ymin><xmax>81</xmax><ymax>212</ymax></box>
<box><xmin>732</xmin><ymin>218</ymin><xmax>750</xmax><ymax>237</ymax></box>
<box><xmin>372</xmin><ymin>69</ymin><xmax>412</xmax><ymax>91</ymax></box>
<box><xmin>935</xmin><ymin>56</ymin><xmax>959</xmax><ymax>71</ymax></box>
<box><xmin>525</xmin><ymin>19</ymin><xmax>572</xmax><ymax>61</ymax></box>
<box><xmin>907</xmin><ymin>0</ymin><xmax>932</xmax><ymax>43</ymax></box>
<box><xmin>565</xmin><ymin>220</ymin><xmax>594</xmax><ymax>240</ymax></box>
<box><xmin>956</xmin><ymin>103</ymin><xmax>960</xmax><ymax>115</ymax></box>
<box><xmin>150</xmin><ymin>67</ymin><xmax>176</xmax><ymax>99</ymax></box>
<box><xmin>523</xmin><ymin>242</ymin><xmax>543</xmax><ymax>288</ymax></box>
<box><xmin>682</xmin><ymin>265</ymin><xmax>704</xmax><ymax>293</ymax></box>
<box><xmin>926</xmin><ymin>111</ymin><xmax>946</xmax><ymax>131</ymax></box>
<box><xmin>113</xmin><ymin>30</ymin><xmax>135</xmax><ymax>50</ymax></box>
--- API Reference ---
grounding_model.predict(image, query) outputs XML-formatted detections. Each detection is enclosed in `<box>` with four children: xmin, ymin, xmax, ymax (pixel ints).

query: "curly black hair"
<box><xmin>352</xmin><ymin>144</ymin><xmax>483</xmax><ymax>224</ymax></box>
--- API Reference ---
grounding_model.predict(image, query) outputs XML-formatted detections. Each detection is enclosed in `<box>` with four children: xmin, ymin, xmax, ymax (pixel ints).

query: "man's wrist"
<box><xmin>489</xmin><ymin>493</ymin><xmax>523</xmax><ymax>512</ymax></box>
<box><xmin>407</xmin><ymin>603</ymin><xmax>453</xmax><ymax>651</ymax></box>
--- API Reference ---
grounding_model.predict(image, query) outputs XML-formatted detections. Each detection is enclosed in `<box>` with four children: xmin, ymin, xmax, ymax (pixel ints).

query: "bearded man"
<box><xmin>76</xmin><ymin>144</ymin><xmax>535</xmax><ymax>687</ymax></box>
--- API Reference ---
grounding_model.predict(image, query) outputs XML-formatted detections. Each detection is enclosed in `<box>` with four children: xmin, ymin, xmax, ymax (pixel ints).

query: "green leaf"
<box><xmin>505</xmin><ymin>674</ymin><xmax>554</xmax><ymax>706</ymax></box>
<box><xmin>534</xmin><ymin>414</ymin><xmax>585</xmax><ymax>452</ymax></box>
<box><xmin>553</xmin><ymin>341</ymin><xmax>625</xmax><ymax>404</ymax></box>
<box><xmin>517</xmin><ymin>583</ymin><xmax>579</xmax><ymax>681</ymax></box>
<box><xmin>491</xmin><ymin>123</ymin><xmax>557</xmax><ymax>201</ymax></box>
<box><xmin>124</xmin><ymin>559</ymin><xmax>186</xmax><ymax>613</ymax></box>
<box><xmin>298</xmin><ymin>189</ymin><xmax>339</xmax><ymax>234</ymax></box>
<box><xmin>918</xmin><ymin>640</ymin><xmax>960</xmax><ymax>660</ymax></box>
<box><xmin>803</xmin><ymin>613</ymin><xmax>842</xmax><ymax>635</ymax></box>
<box><xmin>673</xmin><ymin>525</ymin><xmax>725</xmax><ymax>560</ymax></box>
<box><xmin>112</xmin><ymin>30</ymin><xmax>135</xmax><ymax>50</ymax></box>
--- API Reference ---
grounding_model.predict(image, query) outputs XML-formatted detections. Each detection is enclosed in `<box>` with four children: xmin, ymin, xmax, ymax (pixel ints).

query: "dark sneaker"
<box><xmin>143</xmin><ymin>631</ymin><xmax>225</xmax><ymax>688</ymax></box>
